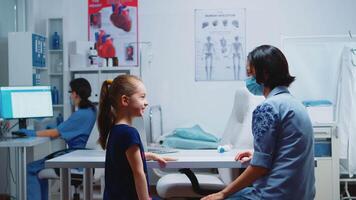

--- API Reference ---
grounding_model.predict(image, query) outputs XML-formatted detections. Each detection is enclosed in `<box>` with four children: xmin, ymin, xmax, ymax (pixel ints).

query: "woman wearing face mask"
<box><xmin>19</xmin><ymin>78</ymin><xmax>97</xmax><ymax>200</ymax></box>
<box><xmin>202</xmin><ymin>45</ymin><xmax>315</xmax><ymax>200</ymax></box>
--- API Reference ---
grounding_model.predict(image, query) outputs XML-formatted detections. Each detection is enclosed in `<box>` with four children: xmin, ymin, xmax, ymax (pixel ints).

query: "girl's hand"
<box><xmin>235</xmin><ymin>150</ymin><xmax>253</xmax><ymax>163</ymax></box>
<box><xmin>201</xmin><ymin>191</ymin><xmax>225</xmax><ymax>200</ymax></box>
<box><xmin>145</xmin><ymin>152</ymin><xmax>177</xmax><ymax>168</ymax></box>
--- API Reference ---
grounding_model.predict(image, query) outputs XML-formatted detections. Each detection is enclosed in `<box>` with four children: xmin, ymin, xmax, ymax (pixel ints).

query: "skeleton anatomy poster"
<box><xmin>195</xmin><ymin>9</ymin><xmax>246</xmax><ymax>81</ymax></box>
<box><xmin>88</xmin><ymin>0</ymin><xmax>138</xmax><ymax>67</ymax></box>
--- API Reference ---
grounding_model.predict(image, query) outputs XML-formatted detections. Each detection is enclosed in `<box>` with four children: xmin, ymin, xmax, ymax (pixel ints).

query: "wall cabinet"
<box><xmin>3</xmin><ymin>32</ymin><xmax>47</xmax><ymax>86</ymax></box>
<box><xmin>71</xmin><ymin>68</ymin><xmax>130</xmax><ymax>103</ymax></box>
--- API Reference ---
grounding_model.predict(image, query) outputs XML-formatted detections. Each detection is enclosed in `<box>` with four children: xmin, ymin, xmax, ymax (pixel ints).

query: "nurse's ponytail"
<box><xmin>97</xmin><ymin>75</ymin><xmax>142</xmax><ymax>149</ymax></box>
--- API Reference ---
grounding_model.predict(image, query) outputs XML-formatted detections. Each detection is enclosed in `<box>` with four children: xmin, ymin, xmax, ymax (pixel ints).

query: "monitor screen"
<box><xmin>0</xmin><ymin>86</ymin><xmax>53</xmax><ymax>119</ymax></box>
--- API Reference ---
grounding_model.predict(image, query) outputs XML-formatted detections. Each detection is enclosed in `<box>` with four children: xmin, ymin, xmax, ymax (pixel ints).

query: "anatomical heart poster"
<box><xmin>88</xmin><ymin>0</ymin><xmax>138</xmax><ymax>67</ymax></box>
<box><xmin>195</xmin><ymin>9</ymin><xmax>246</xmax><ymax>81</ymax></box>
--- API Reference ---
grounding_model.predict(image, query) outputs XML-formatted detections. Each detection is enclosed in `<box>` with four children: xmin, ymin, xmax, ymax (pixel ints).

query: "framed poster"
<box><xmin>195</xmin><ymin>9</ymin><xmax>246</xmax><ymax>81</ymax></box>
<box><xmin>88</xmin><ymin>0</ymin><xmax>138</xmax><ymax>67</ymax></box>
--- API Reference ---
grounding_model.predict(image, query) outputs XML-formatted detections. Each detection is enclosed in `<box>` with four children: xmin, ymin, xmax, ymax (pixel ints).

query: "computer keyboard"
<box><xmin>147</xmin><ymin>147</ymin><xmax>178</xmax><ymax>154</ymax></box>
<box><xmin>12</xmin><ymin>131</ymin><xmax>27</xmax><ymax>137</ymax></box>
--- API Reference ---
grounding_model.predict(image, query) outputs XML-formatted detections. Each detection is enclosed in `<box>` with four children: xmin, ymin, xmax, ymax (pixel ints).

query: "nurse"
<box><xmin>202</xmin><ymin>45</ymin><xmax>315</xmax><ymax>200</ymax></box>
<box><xmin>19</xmin><ymin>78</ymin><xmax>97</xmax><ymax>200</ymax></box>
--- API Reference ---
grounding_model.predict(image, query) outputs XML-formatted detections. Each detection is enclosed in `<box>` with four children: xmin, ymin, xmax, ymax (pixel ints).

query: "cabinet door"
<box><xmin>315</xmin><ymin>159</ymin><xmax>333</xmax><ymax>200</ymax></box>
<box><xmin>74</xmin><ymin>73</ymin><xmax>100</xmax><ymax>102</ymax></box>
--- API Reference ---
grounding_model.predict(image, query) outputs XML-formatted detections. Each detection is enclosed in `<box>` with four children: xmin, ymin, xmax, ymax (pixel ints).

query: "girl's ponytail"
<box><xmin>97</xmin><ymin>80</ymin><xmax>114</xmax><ymax>149</ymax></box>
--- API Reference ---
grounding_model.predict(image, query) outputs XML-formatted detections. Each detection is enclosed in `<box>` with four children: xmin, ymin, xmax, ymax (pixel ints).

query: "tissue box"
<box><xmin>306</xmin><ymin>105</ymin><xmax>333</xmax><ymax>123</ymax></box>
<box><xmin>70</xmin><ymin>54</ymin><xmax>88</xmax><ymax>68</ymax></box>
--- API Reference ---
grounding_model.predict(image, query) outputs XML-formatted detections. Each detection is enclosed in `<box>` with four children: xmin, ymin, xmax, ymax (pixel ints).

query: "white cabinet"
<box><xmin>71</xmin><ymin>68</ymin><xmax>130</xmax><ymax>103</ymax></box>
<box><xmin>73</xmin><ymin>72</ymin><xmax>100</xmax><ymax>102</ymax></box>
<box><xmin>313</xmin><ymin>124</ymin><xmax>339</xmax><ymax>200</ymax></box>
<box><xmin>4</xmin><ymin>32</ymin><xmax>47</xmax><ymax>86</ymax></box>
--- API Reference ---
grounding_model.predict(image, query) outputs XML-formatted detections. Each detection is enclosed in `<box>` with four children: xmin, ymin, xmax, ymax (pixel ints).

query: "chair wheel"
<box><xmin>73</xmin><ymin>193</ymin><xmax>80</xmax><ymax>200</ymax></box>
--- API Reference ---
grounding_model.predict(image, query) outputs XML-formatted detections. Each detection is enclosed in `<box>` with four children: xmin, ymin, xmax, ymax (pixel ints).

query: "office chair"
<box><xmin>156</xmin><ymin>88</ymin><xmax>264</xmax><ymax>199</ymax></box>
<box><xmin>38</xmin><ymin>122</ymin><xmax>104</xmax><ymax>200</ymax></box>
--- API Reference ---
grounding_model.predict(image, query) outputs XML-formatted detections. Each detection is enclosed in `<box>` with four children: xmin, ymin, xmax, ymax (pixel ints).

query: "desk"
<box><xmin>0</xmin><ymin>136</ymin><xmax>50</xmax><ymax>200</ymax></box>
<box><xmin>46</xmin><ymin>149</ymin><xmax>245</xmax><ymax>200</ymax></box>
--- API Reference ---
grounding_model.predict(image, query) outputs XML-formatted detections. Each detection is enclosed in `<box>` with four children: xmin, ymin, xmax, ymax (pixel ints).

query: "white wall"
<box><xmin>31</xmin><ymin>0</ymin><xmax>356</xmax><ymax>137</ymax></box>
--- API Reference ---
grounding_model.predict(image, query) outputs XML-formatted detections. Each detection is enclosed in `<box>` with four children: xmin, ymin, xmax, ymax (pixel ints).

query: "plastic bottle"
<box><xmin>108</xmin><ymin>58</ymin><xmax>113</xmax><ymax>67</ymax></box>
<box><xmin>52</xmin><ymin>32</ymin><xmax>60</xmax><ymax>49</ymax></box>
<box><xmin>88</xmin><ymin>47</ymin><xmax>98</xmax><ymax>66</ymax></box>
<box><xmin>56</xmin><ymin>113</ymin><xmax>63</xmax><ymax>126</ymax></box>
<box><xmin>52</xmin><ymin>86</ymin><xmax>59</xmax><ymax>104</ymax></box>
<box><xmin>56</xmin><ymin>57</ymin><xmax>63</xmax><ymax>73</ymax></box>
<box><xmin>102</xmin><ymin>58</ymin><xmax>107</xmax><ymax>67</ymax></box>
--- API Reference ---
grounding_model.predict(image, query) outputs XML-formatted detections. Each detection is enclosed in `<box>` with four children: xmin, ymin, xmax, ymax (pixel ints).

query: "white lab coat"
<box><xmin>336</xmin><ymin>45</ymin><xmax>356</xmax><ymax>176</ymax></box>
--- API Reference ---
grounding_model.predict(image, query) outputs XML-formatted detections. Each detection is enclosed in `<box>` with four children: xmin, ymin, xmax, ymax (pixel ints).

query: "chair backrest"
<box><xmin>132</xmin><ymin>116</ymin><xmax>148</xmax><ymax>150</ymax></box>
<box><xmin>220</xmin><ymin>88</ymin><xmax>264</xmax><ymax>149</ymax></box>
<box><xmin>85</xmin><ymin>121</ymin><xmax>101</xmax><ymax>149</ymax></box>
<box><xmin>218</xmin><ymin>88</ymin><xmax>264</xmax><ymax>184</ymax></box>
<box><xmin>85</xmin><ymin>117</ymin><xmax>147</xmax><ymax>150</ymax></box>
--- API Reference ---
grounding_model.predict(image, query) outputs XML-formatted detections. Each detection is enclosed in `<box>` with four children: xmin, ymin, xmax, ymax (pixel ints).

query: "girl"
<box><xmin>98</xmin><ymin>75</ymin><xmax>173</xmax><ymax>200</ymax></box>
<box><xmin>22</xmin><ymin>78</ymin><xmax>97</xmax><ymax>200</ymax></box>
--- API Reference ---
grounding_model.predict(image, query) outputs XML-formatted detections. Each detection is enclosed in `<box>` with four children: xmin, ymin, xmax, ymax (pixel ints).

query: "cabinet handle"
<box><xmin>314</xmin><ymin>160</ymin><xmax>317</xmax><ymax>167</ymax></box>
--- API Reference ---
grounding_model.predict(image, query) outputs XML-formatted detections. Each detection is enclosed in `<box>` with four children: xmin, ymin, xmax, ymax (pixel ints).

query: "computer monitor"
<box><xmin>0</xmin><ymin>86</ymin><xmax>53</xmax><ymax>129</ymax></box>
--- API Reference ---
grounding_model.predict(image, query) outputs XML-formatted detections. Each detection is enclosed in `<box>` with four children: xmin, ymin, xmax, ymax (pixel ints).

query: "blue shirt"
<box><xmin>57</xmin><ymin>108</ymin><xmax>96</xmax><ymax>149</ymax></box>
<box><xmin>104</xmin><ymin>124</ymin><xmax>148</xmax><ymax>200</ymax></box>
<box><xmin>250</xmin><ymin>86</ymin><xmax>315</xmax><ymax>200</ymax></box>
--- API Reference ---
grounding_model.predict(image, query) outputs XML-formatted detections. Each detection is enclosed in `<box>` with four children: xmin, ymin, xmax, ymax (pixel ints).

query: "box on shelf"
<box><xmin>69</xmin><ymin>41</ymin><xmax>94</xmax><ymax>55</ymax></box>
<box><xmin>70</xmin><ymin>54</ymin><xmax>88</xmax><ymax>68</ymax></box>
<box><xmin>303</xmin><ymin>100</ymin><xmax>333</xmax><ymax>124</ymax></box>
<box><xmin>306</xmin><ymin>105</ymin><xmax>333</xmax><ymax>124</ymax></box>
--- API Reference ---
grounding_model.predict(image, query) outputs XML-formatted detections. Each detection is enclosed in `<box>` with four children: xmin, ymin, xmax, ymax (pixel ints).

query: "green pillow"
<box><xmin>172</xmin><ymin>124</ymin><xmax>220</xmax><ymax>142</ymax></box>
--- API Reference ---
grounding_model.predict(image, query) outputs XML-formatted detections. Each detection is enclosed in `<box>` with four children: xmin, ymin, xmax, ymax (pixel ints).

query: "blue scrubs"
<box><xmin>104</xmin><ymin>124</ymin><xmax>148</xmax><ymax>200</ymax></box>
<box><xmin>228</xmin><ymin>86</ymin><xmax>315</xmax><ymax>200</ymax></box>
<box><xmin>27</xmin><ymin>108</ymin><xmax>96</xmax><ymax>200</ymax></box>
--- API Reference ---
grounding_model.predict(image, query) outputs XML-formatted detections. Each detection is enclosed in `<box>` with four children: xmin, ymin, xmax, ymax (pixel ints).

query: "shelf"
<box><xmin>33</xmin><ymin>67</ymin><xmax>48</xmax><ymax>70</ymax></box>
<box><xmin>49</xmin><ymin>73</ymin><xmax>63</xmax><ymax>76</ymax></box>
<box><xmin>70</xmin><ymin>66</ymin><xmax>132</xmax><ymax>72</ymax></box>
<box><xmin>101</xmin><ymin>67</ymin><xmax>132</xmax><ymax>71</ymax></box>
<box><xmin>312</xmin><ymin>122</ymin><xmax>336</xmax><ymax>127</ymax></box>
<box><xmin>53</xmin><ymin>104</ymin><xmax>63</xmax><ymax>108</ymax></box>
<box><xmin>314</xmin><ymin>135</ymin><xmax>331</xmax><ymax>139</ymax></box>
<box><xmin>49</xmin><ymin>49</ymin><xmax>63</xmax><ymax>53</ymax></box>
<box><xmin>315</xmin><ymin>157</ymin><xmax>332</xmax><ymax>160</ymax></box>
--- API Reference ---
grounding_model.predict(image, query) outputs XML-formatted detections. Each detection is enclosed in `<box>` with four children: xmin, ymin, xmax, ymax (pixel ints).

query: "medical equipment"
<box><xmin>217</xmin><ymin>144</ymin><xmax>232</xmax><ymax>153</ymax></box>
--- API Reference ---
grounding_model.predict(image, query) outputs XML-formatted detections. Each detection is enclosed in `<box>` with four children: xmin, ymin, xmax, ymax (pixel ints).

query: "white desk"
<box><xmin>0</xmin><ymin>136</ymin><xmax>50</xmax><ymax>200</ymax></box>
<box><xmin>45</xmin><ymin>149</ymin><xmax>245</xmax><ymax>200</ymax></box>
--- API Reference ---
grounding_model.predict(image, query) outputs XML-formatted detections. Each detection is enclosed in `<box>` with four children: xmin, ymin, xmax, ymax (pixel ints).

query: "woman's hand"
<box><xmin>235</xmin><ymin>150</ymin><xmax>253</xmax><ymax>163</ymax></box>
<box><xmin>145</xmin><ymin>152</ymin><xmax>177</xmax><ymax>168</ymax></box>
<box><xmin>201</xmin><ymin>191</ymin><xmax>225</xmax><ymax>200</ymax></box>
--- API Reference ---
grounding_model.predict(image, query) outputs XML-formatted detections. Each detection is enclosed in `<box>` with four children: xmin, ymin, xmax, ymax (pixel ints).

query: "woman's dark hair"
<box><xmin>247</xmin><ymin>45</ymin><xmax>295</xmax><ymax>90</ymax></box>
<box><xmin>69</xmin><ymin>78</ymin><xmax>95</xmax><ymax>110</ymax></box>
<box><xmin>97</xmin><ymin>75</ymin><xmax>142</xmax><ymax>149</ymax></box>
